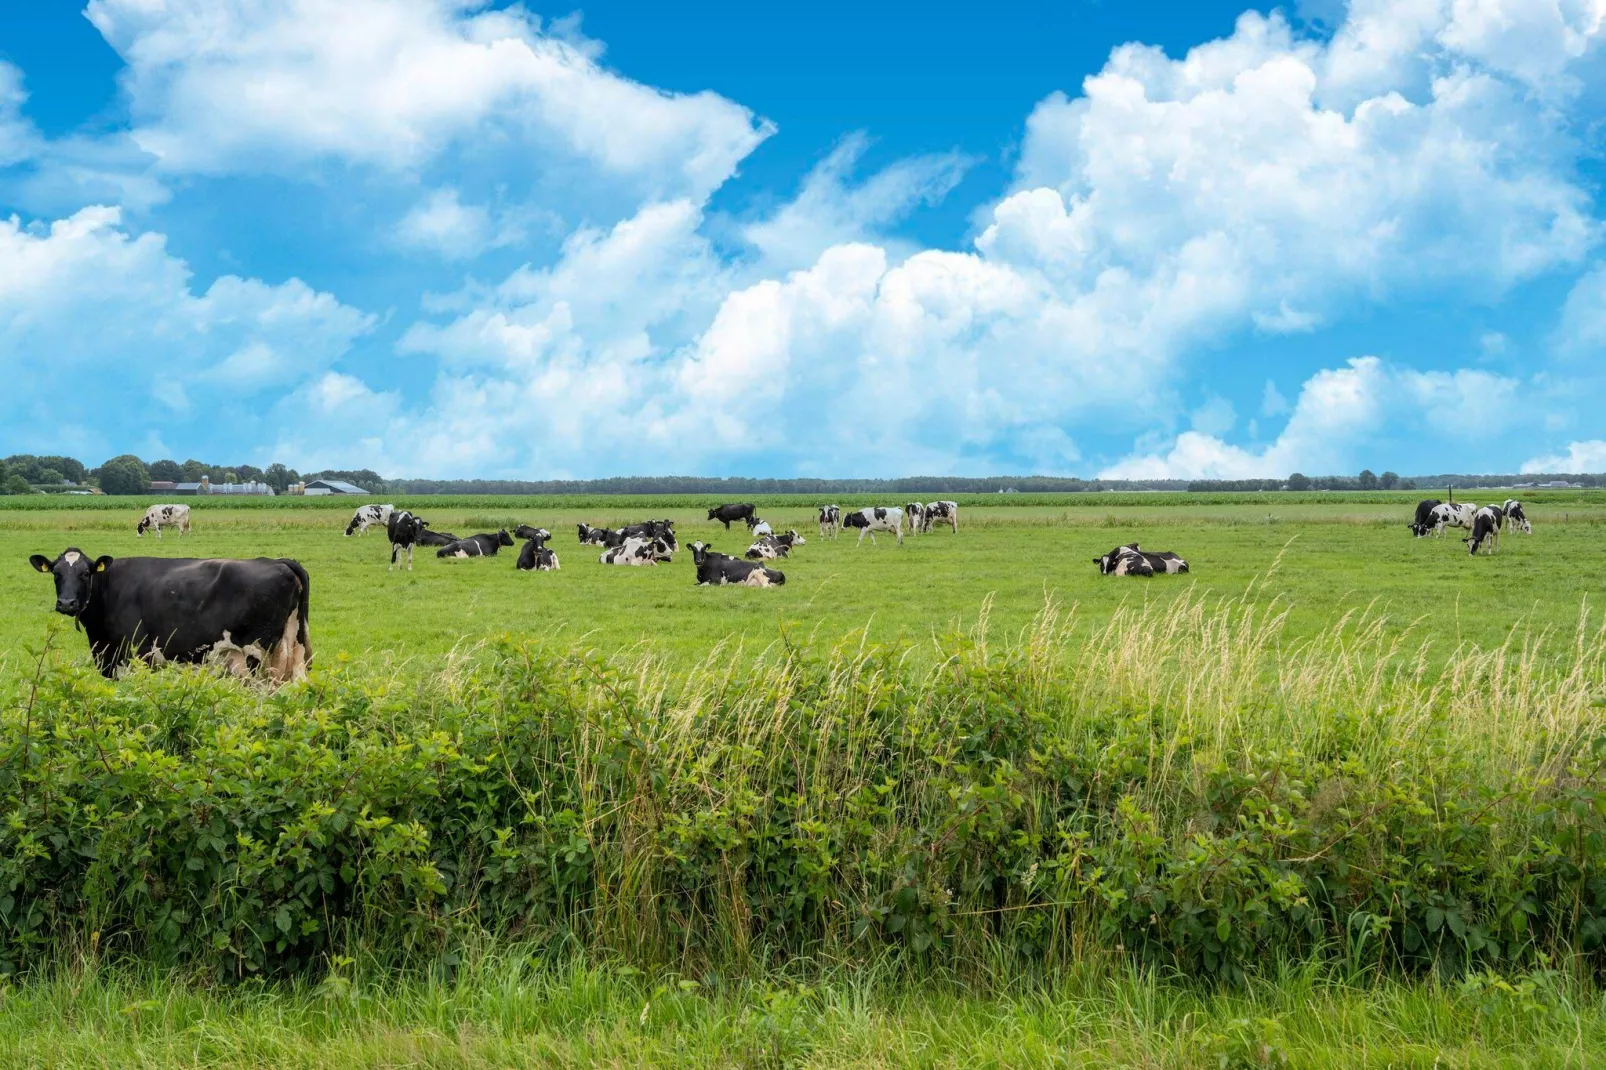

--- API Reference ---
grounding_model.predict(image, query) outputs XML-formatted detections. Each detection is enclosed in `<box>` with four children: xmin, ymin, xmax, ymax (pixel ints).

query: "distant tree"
<box><xmin>181</xmin><ymin>459</ymin><xmax>209</xmax><ymax>482</ymax></box>
<box><xmin>149</xmin><ymin>459</ymin><xmax>183</xmax><ymax>482</ymax></box>
<box><xmin>1379</xmin><ymin>471</ymin><xmax>1399</xmax><ymax>490</ymax></box>
<box><xmin>263</xmin><ymin>463</ymin><xmax>298</xmax><ymax>493</ymax></box>
<box><xmin>38</xmin><ymin>468</ymin><xmax>64</xmax><ymax>485</ymax></box>
<box><xmin>3</xmin><ymin>473</ymin><xmax>31</xmax><ymax>495</ymax></box>
<box><xmin>236</xmin><ymin>464</ymin><xmax>264</xmax><ymax>483</ymax></box>
<box><xmin>223</xmin><ymin>470</ymin><xmax>240</xmax><ymax>484</ymax></box>
<box><xmin>1358</xmin><ymin>469</ymin><xmax>1378</xmax><ymax>490</ymax></box>
<box><xmin>97</xmin><ymin>454</ymin><xmax>150</xmax><ymax>495</ymax></box>
<box><xmin>1286</xmin><ymin>472</ymin><xmax>1311</xmax><ymax>491</ymax></box>
<box><xmin>1400</xmin><ymin>479</ymin><xmax>1418</xmax><ymax>490</ymax></box>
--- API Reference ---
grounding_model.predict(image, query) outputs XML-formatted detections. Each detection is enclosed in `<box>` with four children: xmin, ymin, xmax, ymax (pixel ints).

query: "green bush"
<box><xmin>3</xmin><ymin>597</ymin><xmax>1606</xmax><ymax>981</ymax></box>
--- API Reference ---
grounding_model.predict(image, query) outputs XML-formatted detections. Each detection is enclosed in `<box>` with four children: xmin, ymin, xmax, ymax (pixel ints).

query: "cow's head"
<box><xmin>706</xmin><ymin>508</ymin><xmax>720</xmax><ymax>521</ymax></box>
<box><xmin>136</xmin><ymin>515</ymin><xmax>151</xmax><ymax>536</ymax></box>
<box><xmin>744</xmin><ymin>514</ymin><xmax>762</xmax><ymax>530</ymax></box>
<box><xmin>690</xmin><ymin>541</ymin><xmax>712</xmax><ymax>564</ymax></box>
<box><xmin>30</xmin><ymin>548</ymin><xmax>111</xmax><ymax>616</ymax></box>
<box><xmin>497</xmin><ymin>529</ymin><xmax>514</xmax><ymax>547</ymax></box>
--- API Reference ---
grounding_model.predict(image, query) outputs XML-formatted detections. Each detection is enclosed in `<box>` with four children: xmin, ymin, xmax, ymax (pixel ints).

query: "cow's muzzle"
<box><xmin>55</xmin><ymin>598</ymin><xmax>81</xmax><ymax>615</ymax></box>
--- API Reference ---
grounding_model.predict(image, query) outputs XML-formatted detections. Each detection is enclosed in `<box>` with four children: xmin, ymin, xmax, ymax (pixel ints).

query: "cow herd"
<box><xmin>25</xmin><ymin>493</ymin><xmax>1546</xmax><ymax>687</ymax></box>
<box><xmin>1409</xmin><ymin>497</ymin><xmax>1532</xmax><ymax>554</ymax></box>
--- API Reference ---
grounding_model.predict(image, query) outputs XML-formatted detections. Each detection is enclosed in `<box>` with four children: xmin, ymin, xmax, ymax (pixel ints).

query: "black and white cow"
<box><xmin>415</xmin><ymin>527</ymin><xmax>459</xmax><ymax>547</ymax></box>
<box><xmin>1430</xmin><ymin>502</ymin><xmax>1478</xmax><ymax>536</ymax></box>
<box><xmin>1409</xmin><ymin>499</ymin><xmax>1443</xmax><ymax>538</ymax></box>
<box><xmin>29</xmin><ymin>548</ymin><xmax>311</xmax><ymax>683</ymax></box>
<box><xmin>1466</xmin><ymin>506</ymin><xmax>1502</xmax><ymax>555</ymax></box>
<box><xmin>708</xmin><ymin>503</ymin><xmax>757</xmax><ymax>529</ymax></box>
<box><xmin>921</xmin><ymin>500</ymin><xmax>959</xmax><ymax>534</ymax></box>
<box><xmin>1093</xmin><ymin>543</ymin><xmax>1189</xmax><ymax>576</ymax></box>
<box><xmin>600</xmin><ymin>536</ymin><xmax>673</xmax><ymax>566</ymax></box>
<box><xmin>619</xmin><ymin>519</ymin><xmax>678</xmax><ymax>552</ymax></box>
<box><xmin>746</xmin><ymin>530</ymin><xmax>805</xmax><ymax>560</ymax></box>
<box><xmin>578</xmin><ymin>523</ymin><xmax>628</xmax><ymax>547</ymax></box>
<box><xmin>136</xmin><ymin>503</ymin><xmax>191</xmax><ymax>539</ymax></box>
<box><xmin>344</xmin><ymin>504</ymin><xmax>395</xmax><ymax>537</ymax></box>
<box><xmin>436</xmin><ymin>530</ymin><xmax>515</xmax><ymax>558</ymax></box>
<box><xmin>818</xmin><ymin>505</ymin><xmax>842</xmax><ymax>538</ymax></box>
<box><xmin>749</xmin><ymin>519</ymin><xmax>773</xmax><ymax>537</ymax></box>
<box><xmin>904</xmin><ymin>503</ymin><xmax>925</xmax><ymax>536</ymax></box>
<box><xmin>387</xmin><ymin>510</ymin><xmax>426</xmax><ymax>571</ymax></box>
<box><xmin>1501</xmin><ymin>499</ymin><xmax>1532</xmax><ymax>534</ymax></box>
<box><xmin>842</xmin><ymin>506</ymin><xmax>903</xmax><ymax>545</ymax></box>
<box><xmin>691</xmin><ymin>542</ymin><xmax>785</xmax><ymax>586</ymax></box>
<box><xmin>515</xmin><ymin>529</ymin><xmax>560</xmax><ymax>571</ymax></box>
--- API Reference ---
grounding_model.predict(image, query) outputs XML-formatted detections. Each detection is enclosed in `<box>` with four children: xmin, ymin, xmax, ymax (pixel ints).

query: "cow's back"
<box><xmin>98</xmin><ymin>557</ymin><xmax>304</xmax><ymax>664</ymax></box>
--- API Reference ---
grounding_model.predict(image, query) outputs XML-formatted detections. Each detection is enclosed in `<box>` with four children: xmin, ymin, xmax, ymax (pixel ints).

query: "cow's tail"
<box><xmin>280</xmin><ymin>558</ymin><xmax>312</xmax><ymax>667</ymax></box>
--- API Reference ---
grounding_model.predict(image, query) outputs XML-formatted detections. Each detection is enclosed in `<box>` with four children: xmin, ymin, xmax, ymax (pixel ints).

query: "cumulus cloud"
<box><xmin>0</xmin><ymin>205</ymin><xmax>372</xmax><ymax>459</ymax></box>
<box><xmin>1522</xmin><ymin>439</ymin><xmax>1606</xmax><ymax>472</ymax></box>
<box><xmin>1099</xmin><ymin>357</ymin><xmax>1524</xmax><ymax>478</ymax></box>
<box><xmin>85</xmin><ymin>0</ymin><xmax>772</xmax><ymax>202</ymax></box>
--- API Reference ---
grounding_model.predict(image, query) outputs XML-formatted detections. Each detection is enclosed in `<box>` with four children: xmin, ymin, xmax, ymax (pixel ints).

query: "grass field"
<box><xmin>4</xmin><ymin>490</ymin><xmax>1604</xmax><ymax>673</ymax></box>
<box><xmin>6</xmin><ymin>490</ymin><xmax>1606</xmax><ymax>1068</ymax></box>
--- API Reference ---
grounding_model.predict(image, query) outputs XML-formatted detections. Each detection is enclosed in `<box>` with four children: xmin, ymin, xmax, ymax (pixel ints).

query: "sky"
<box><xmin>1</xmin><ymin>0</ymin><xmax>1604</xmax><ymax>480</ymax></box>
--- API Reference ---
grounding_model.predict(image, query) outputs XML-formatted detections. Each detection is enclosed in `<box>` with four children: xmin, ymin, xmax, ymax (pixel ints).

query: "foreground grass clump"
<box><xmin>4</xmin><ymin>590</ymin><xmax>1606</xmax><ymax>983</ymax></box>
<box><xmin>6</xmin><ymin>954</ymin><xmax>1606</xmax><ymax>1067</ymax></box>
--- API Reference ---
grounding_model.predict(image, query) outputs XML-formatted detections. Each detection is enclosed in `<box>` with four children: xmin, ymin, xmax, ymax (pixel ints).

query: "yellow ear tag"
<box><xmin>96</xmin><ymin>560</ymin><xmax>108</xmax><ymax>572</ymax></box>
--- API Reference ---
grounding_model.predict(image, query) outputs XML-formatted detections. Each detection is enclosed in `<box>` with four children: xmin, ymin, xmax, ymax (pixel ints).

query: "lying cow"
<box><xmin>387</xmin><ymin>510</ymin><xmax>426</xmax><ymax>571</ymax></box>
<box><xmin>843</xmin><ymin>506</ymin><xmax>903</xmax><ymax>545</ymax></box>
<box><xmin>691</xmin><ymin>542</ymin><xmax>785</xmax><ymax>586</ymax></box>
<box><xmin>1501</xmin><ymin>499</ymin><xmax>1532</xmax><ymax>534</ymax></box>
<box><xmin>1409</xmin><ymin>499</ymin><xmax>1443</xmax><ymax>538</ymax></box>
<box><xmin>437</xmin><ymin>530</ymin><xmax>515</xmax><ymax>558</ymax></box>
<box><xmin>1093</xmin><ymin>543</ymin><xmax>1189</xmax><ymax>576</ymax></box>
<box><xmin>578</xmin><ymin>523</ymin><xmax>628</xmax><ymax>548</ymax></box>
<box><xmin>745</xmin><ymin>530</ymin><xmax>805</xmax><ymax>560</ymax></box>
<box><xmin>1466</xmin><ymin>506</ymin><xmax>1502</xmax><ymax>555</ymax></box>
<box><xmin>29</xmin><ymin>548</ymin><xmax>310</xmax><ymax>683</ymax></box>
<box><xmin>819</xmin><ymin>505</ymin><xmax>841</xmax><ymax>538</ymax></box>
<box><xmin>136</xmin><ymin>503</ymin><xmax>191</xmax><ymax>539</ymax></box>
<box><xmin>708</xmin><ymin>503</ymin><xmax>757</xmax><ymax>529</ymax></box>
<box><xmin>344</xmin><ymin>504</ymin><xmax>395</xmax><ymax>536</ymax></box>
<box><xmin>749</xmin><ymin>519</ymin><xmax>773</xmax><ymax>537</ymax></box>
<box><xmin>1431</xmin><ymin>502</ymin><xmax>1478</xmax><ymax>535</ymax></box>
<box><xmin>600</xmin><ymin>536</ymin><xmax>673</xmax><ymax>566</ymax></box>
<box><xmin>516</xmin><ymin>529</ymin><xmax>560</xmax><ymax>571</ymax></box>
<box><xmin>415</xmin><ymin>527</ymin><xmax>459</xmax><ymax>547</ymax></box>
<box><xmin>921</xmin><ymin>500</ymin><xmax>959</xmax><ymax>534</ymax></box>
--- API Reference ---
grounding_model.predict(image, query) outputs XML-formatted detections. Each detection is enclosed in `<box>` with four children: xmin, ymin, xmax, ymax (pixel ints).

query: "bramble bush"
<box><xmin>3</xmin><ymin>592</ymin><xmax>1606</xmax><ymax>980</ymax></box>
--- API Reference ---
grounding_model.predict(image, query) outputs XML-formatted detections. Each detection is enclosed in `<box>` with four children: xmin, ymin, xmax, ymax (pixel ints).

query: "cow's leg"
<box><xmin>390</xmin><ymin>543</ymin><xmax>399</xmax><ymax>571</ymax></box>
<box><xmin>407</xmin><ymin>545</ymin><xmax>414</xmax><ymax>571</ymax></box>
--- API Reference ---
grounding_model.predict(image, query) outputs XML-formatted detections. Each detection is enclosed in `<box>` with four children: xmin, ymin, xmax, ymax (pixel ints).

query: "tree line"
<box><xmin>0</xmin><ymin>454</ymin><xmax>385</xmax><ymax>495</ymax></box>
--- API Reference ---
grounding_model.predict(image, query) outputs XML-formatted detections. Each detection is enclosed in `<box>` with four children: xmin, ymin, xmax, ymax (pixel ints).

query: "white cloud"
<box><xmin>0</xmin><ymin>205</ymin><xmax>373</xmax><ymax>458</ymax></box>
<box><xmin>1100</xmin><ymin>357</ymin><xmax>1524</xmax><ymax>478</ymax></box>
<box><xmin>1262</xmin><ymin>379</ymin><xmax>1291</xmax><ymax>417</ymax></box>
<box><xmin>394</xmin><ymin>187</ymin><xmax>533</xmax><ymax>260</ymax></box>
<box><xmin>1522</xmin><ymin>439</ymin><xmax>1606</xmax><ymax>471</ymax></box>
<box><xmin>741</xmin><ymin>133</ymin><xmax>972</xmax><ymax>270</ymax></box>
<box><xmin>85</xmin><ymin>0</ymin><xmax>772</xmax><ymax>202</ymax></box>
<box><xmin>1555</xmin><ymin>262</ymin><xmax>1606</xmax><ymax>356</ymax></box>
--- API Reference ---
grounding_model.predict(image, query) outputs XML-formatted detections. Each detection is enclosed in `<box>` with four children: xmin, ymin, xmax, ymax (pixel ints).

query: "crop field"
<box><xmin>4</xmin><ymin>490</ymin><xmax>1605</xmax><ymax>674</ymax></box>
<box><xmin>6</xmin><ymin>490</ymin><xmax>1606</xmax><ymax>1067</ymax></box>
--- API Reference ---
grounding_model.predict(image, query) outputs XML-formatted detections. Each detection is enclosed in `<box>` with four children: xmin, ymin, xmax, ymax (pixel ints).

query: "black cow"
<box><xmin>436</xmin><ymin>530</ymin><xmax>515</xmax><ymax>558</ymax></box>
<box><xmin>415</xmin><ymin>527</ymin><xmax>459</xmax><ymax>547</ymax></box>
<box><xmin>746</xmin><ymin>530</ymin><xmax>805</xmax><ymax>559</ymax></box>
<box><xmin>516</xmin><ymin>529</ymin><xmax>560</xmax><ymax>571</ymax></box>
<box><xmin>578</xmin><ymin>523</ymin><xmax>628</xmax><ymax>547</ymax></box>
<box><xmin>29</xmin><ymin>548</ymin><xmax>311</xmax><ymax>683</ymax></box>
<box><xmin>387</xmin><ymin>510</ymin><xmax>426</xmax><ymax>571</ymax></box>
<box><xmin>691</xmin><ymin>542</ymin><xmax>785</xmax><ymax>586</ymax></box>
<box><xmin>1409</xmin><ymin>499</ymin><xmax>1443</xmax><ymax>538</ymax></box>
<box><xmin>1466</xmin><ymin>506</ymin><xmax>1502</xmax><ymax>555</ymax></box>
<box><xmin>707</xmin><ymin>503</ymin><xmax>756</xmax><ymax>529</ymax></box>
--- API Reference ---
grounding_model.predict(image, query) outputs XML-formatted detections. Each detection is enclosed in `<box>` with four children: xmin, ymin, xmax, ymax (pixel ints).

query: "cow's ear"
<box><xmin>29</xmin><ymin>554</ymin><xmax>51</xmax><ymax>573</ymax></box>
<box><xmin>94</xmin><ymin>555</ymin><xmax>113</xmax><ymax>572</ymax></box>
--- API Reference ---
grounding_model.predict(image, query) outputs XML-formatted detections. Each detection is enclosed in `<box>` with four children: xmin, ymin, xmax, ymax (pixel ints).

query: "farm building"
<box><xmin>147</xmin><ymin>477</ymin><xmax>275</xmax><ymax>496</ymax></box>
<box><xmin>301</xmin><ymin>479</ymin><xmax>369</xmax><ymax>495</ymax></box>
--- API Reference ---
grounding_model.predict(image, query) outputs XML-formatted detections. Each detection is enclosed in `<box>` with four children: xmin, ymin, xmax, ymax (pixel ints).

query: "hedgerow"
<box><xmin>3</xmin><ymin>591</ymin><xmax>1605</xmax><ymax>981</ymax></box>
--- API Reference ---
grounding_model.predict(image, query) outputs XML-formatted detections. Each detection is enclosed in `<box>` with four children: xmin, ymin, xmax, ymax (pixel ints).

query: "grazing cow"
<box><xmin>436</xmin><ymin>530</ymin><xmax>515</xmax><ymax>558</ymax></box>
<box><xmin>1093</xmin><ymin>543</ymin><xmax>1189</xmax><ymax>576</ymax></box>
<box><xmin>1466</xmin><ymin>506</ymin><xmax>1502</xmax><ymax>555</ymax></box>
<box><xmin>516</xmin><ymin>530</ymin><xmax>560</xmax><ymax>571</ymax></box>
<box><xmin>387</xmin><ymin>510</ymin><xmax>426</xmax><ymax>571</ymax></box>
<box><xmin>842</xmin><ymin>506</ymin><xmax>904</xmax><ymax>545</ymax></box>
<box><xmin>344</xmin><ymin>504</ymin><xmax>395</xmax><ymax>537</ymax></box>
<box><xmin>1430</xmin><ymin>502</ymin><xmax>1478</xmax><ymax>536</ymax></box>
<box><xmin>819</xmin><ymin>505</ymin><xmax>842</xmax><ymax>538</ymax></box>
<box><xmin>415</xmin><ymin>527</ymin><xmax>458</xmax><ymax>547</ymax></box>
<box><xmin>136</xmin><ymin>503</ymin><xmax>191</xmax><ymax>539</ymax></box>
<box><xmin>1409</xmin><ymin>499</ymin><xmax>1443</xmax><ymax>538</ymax></box>
<box><xmin>691</xmin><ymin>542</ymin><xmax>786</xmax><ymax>587</ymax></box>
<box><xmin>708</xmin><ymin>503</ymin><xmax>757</xmax><ymax>529</ymax></box>
<box><xmin>904</xmin><ymin>503</ymin><xmax>925</xmax><ymax>536</ymax></box>
<box><xmin>29</xmin><ymin>548</ymin><xmax>310</xmax><ymax>683</ymax></box>
<box><xmin>921</xmin><ymin>501</ymin><xmax>959</xmax><ymax>534</ymax></box>
<box><xmin>578</xmin><ymin>523</ymin><xmax>628</xmax><ymax>548</ymax></box>
<box><xmin>745</xmin><ymin>530</ymin><xmax>803</xmax><ymax>560</ymax></box>
<box><xmin>600</xmin><ymin>536</ymin><xmax>673</xmax><ymax>566</ymax></box>
<box><xmin>1501</xmin><ymin>500</ymin><xmax>1532</xmax><ymax>534</ymax></box>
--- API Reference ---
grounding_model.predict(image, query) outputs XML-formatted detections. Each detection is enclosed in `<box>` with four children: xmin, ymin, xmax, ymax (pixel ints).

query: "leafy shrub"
<box><xmin>3</xmin><ymin>595</ymin><xmax>1606</xmax><ymax>981</ymax></box>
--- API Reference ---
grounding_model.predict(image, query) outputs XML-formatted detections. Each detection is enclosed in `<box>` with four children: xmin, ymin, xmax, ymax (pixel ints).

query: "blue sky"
<box><xmin>1</xmin><ymin>0</ymin><xmax>1604</xmax><ymax>479</ymax></box>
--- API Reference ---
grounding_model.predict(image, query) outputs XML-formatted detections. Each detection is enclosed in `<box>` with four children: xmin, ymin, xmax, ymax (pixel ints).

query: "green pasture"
<box><xmin>2</xmin><ymin>490</ymin><xmax>1603</xmax><ymax>675</ymax></box>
